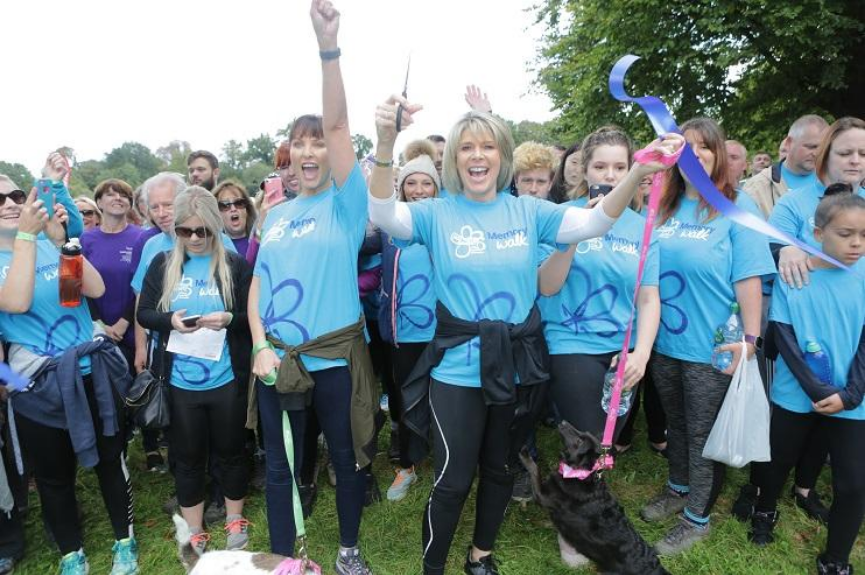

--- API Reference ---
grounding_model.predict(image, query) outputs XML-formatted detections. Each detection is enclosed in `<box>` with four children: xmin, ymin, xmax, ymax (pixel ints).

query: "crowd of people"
<box><xmin>0</xmin><ymin>1</ymin><xmax>863</xmax><ymax>574</ymax></box>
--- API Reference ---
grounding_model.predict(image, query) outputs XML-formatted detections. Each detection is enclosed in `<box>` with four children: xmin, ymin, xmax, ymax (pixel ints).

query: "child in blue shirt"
<box><xmin>749</xmin><ymin>191</ymin><xmax>865</xmax><ymax>574</ymax></box>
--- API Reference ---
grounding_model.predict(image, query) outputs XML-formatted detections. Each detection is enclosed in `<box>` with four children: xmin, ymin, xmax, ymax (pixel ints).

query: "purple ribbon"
<box><xmin>609</xmin><ymin>55</ymin><xmax>852</xmax><ymax>271</ymax></box>
<box><xmin>0</xmin><ymin>363</ymin><xmax>28</xmax><ymax>392</ymax></box>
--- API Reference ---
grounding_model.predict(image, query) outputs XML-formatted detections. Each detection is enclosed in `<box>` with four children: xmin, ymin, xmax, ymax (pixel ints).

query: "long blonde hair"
<box><xmin>158</xmin><ymin>186</ymin><xmax>234</xmax><ymax>312</ymax></box>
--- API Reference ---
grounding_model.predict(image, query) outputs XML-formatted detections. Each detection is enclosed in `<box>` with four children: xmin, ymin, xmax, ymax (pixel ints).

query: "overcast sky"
<box><xmin>1</xmin><ymin>1</ymin><xmax>555</xmax><ymax>174</ymax></box>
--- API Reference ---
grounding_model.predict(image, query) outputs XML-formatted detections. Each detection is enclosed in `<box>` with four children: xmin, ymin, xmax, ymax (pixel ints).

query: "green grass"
<box><xmin>12</xmin><ymin>417</ymin><xmax>864</xmax><ymax>574</ymax></box>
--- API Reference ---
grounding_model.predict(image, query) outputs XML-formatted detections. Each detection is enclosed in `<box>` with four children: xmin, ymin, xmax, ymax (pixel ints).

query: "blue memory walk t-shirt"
<box><xmin>131</xmin><ymin>231</ymin><xmax>237</xmax><ymax>293</ymax></box>
<box><xmin>769</xmin><ymin>180</ymin><xmax>865</xmax><ymax>250</ymax></box>
<box><xmin>393</xmin><ymin>242</ymin><xmax>437</xmax><ymax>343</ymax></box>
<box><xmin>540</xmin><ymin>199</ymin><xmax>659</xmax><ymax>355</ymax></box>
<box><xmin>0</xmin><ymin>240</ymin><xmax>93</xmax><ymax>371</ymax></box>
<box><xmin>770</xmin><ymin>259</ymin><xmax>865</xmax><ymax>420</ymax></box>
<box><xmin>653</xmin><ymin>192</ymin><xmax>776</xmax><ymax>364</ymax></box>
<box><xmin>403</xmin><ymin>191</ymin><xmax>567</xmax><ymax>386</ymax></box>
<box><xmin>780</xmin><ymin>164</ymin><xmax>818</xmax><ymax>196</ymax></box>
<box><xmin>254</xmin><ymin>163</ymin><xmax>367</xmax><ymax>372</ymax></box>
<box><xmin>167</xmin><ymin>253</ymin><xmax>234</xmax><ymax>391</ymax></box>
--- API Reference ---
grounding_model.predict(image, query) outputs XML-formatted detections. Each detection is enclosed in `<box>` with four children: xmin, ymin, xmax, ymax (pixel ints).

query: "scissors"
<box><xmin>395</xmin><ymin>55</ymin><xmax>411</xmax><ymax>133</ymax></box>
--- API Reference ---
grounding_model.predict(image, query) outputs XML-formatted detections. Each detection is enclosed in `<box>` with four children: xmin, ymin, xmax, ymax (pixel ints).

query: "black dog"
<box><xmin>520</xmin><ymin>421</ymin><xmax>670</xmax><ymax>575</ymax></box>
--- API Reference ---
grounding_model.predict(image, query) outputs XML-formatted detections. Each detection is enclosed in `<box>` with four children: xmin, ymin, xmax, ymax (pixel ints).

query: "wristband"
<box><xmin>373</xmin><ymin>157</ymin><xmax>394</xmax><ymax>169</ymax></box>
<box><xmin>319</xmin><ymin>48</ymin><xmax>341</xmax><ymax>61</ymax></box>
<box><xmin>251</xmin><ymin>341</ymin><xmax>273</xmax><ymax>357</ymax></box>
<box><xmin>15</xmin><ymin>232</ymin><xmax>36</xmax><ymax>242</ymax></box>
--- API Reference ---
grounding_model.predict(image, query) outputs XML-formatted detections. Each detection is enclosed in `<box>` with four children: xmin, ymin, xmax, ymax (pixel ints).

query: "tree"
<box><xmin>104</xmin><ymin>142</ymin><xmax>164</xmax><ymax>186</ymax></box>
<box><xmin>506</xmin><ymin>120</ymin><xmax>560</xmax><ymax>147</ymax></box>
<box><xmin>532</xmin><ymin>0</ymin><xmax>865</xmax><ymax>152</ymax></box>
<box><xmin>352</xmin><ymin>134</ymin><xmax>373</xmax><ymax>160</ymax></box>
<box><xmin>156</xmin><ymin>140</ymin><xmax>192</xmax><ymax>174</ymax></box>
<box><xmin>0</xmin><ymin>161</ymin><xmax>34</xmax><ymax>188</ymax></box>
<box><xmin>243</xmin><ymin>134</ymin><xmax>277</xmax><ymax>167</ymax></box>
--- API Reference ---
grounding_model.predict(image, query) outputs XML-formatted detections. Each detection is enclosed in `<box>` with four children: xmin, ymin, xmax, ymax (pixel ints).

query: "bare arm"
<box><xmin>82</xmin><ymin>258</ymin><xmax>105</xmax><ymax>299</ymax></box>
<box><xmin>538</xmin><ymin>245</ymin><xmax>576</xmax><ymax>297</ymax></box>
<box><xmin>311</xmin><ymin>0</ymin><xmax>354</xmax><ymax>187</ymax></box>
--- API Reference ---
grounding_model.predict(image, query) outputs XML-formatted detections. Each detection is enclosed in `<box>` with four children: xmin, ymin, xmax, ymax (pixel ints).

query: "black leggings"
<box><xmin>618</xmin><ymin>360</ymin><xmax>667</xmax><ymax>446</ymax></box>
<box><xmin>169</xmin><ymin>382</ymin><xmax>248</xmax><ymax>507</ymax></box>
<box><xmin>391</xmin><ymin>342</ymin><xmax>427</xmax><ymax>469</ymax></box>
<box><xmin>549</xmin><ymin>352</ymin><xmax>630</xmax><ymax>441</ymax></box>
<box><xmin>423</xmin><ymin>380</ymin><xmax>538</xmax><ymax>575</ymax></box>
<box><xmin>15</xmin><ymin>376</ymin><xmax>132</xmax><ymax>554</ymax></box>
<box><xmin>753</xmin><ymin>406</ymin><xmax>865</xmax><ymax>565</ymax></box>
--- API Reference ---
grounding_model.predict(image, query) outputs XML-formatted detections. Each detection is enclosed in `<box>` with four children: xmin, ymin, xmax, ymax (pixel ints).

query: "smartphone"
<box><xmin>35</xmin><ymin>179</ymin><xmax>54</xmax><ymax>218</ymax></box>
<box><xmin>263</xmin><ymin>177</ymin><xmax>284</xmax><ymax>206</ymax></box>
<box><xmin>181</xmin><ymin>314</ymin><xmax>202</xmax><ymax>327</ymax></box>
<box><xmin>588</xmin><ymin>184</ymin><xmax>613</xmax><ymax>200</ymax></box>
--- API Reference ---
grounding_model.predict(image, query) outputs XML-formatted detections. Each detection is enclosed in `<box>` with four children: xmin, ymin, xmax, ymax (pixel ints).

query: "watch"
<box><xmin>744</xmin><ymin>334</ymin><xmax>763</xmax><ymax>351</ymax></box>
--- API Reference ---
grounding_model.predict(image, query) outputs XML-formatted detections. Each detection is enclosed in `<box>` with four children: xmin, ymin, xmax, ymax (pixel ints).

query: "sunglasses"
<box><xmin>0</xmin><ymin>190</ymin><xmax>27</xmax><ymax>207</ymax></box>
<box><xmin>174</xmin><ymin>226</ymin><xmax>209</xmax><ymax>239</ymax></box>
<box><xmin>79</xmin><ymin>210</ymin><xmax>96</xmax><ymax>217</ymax></box>
<box><xmin>218</xmin><ymin>199</ymin><xmax>248</xmax><ymax>212</ymax></box>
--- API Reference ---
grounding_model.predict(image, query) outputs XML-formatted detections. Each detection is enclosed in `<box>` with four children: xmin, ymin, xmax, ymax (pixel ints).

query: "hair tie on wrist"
<box><xmin>320</xmin><ymin>48</ymin><xmax>341</xmax><ymax>61</ymax></box>
<box><xmin>373</xmin><ymin>157</ymin><xmax>393</xmax><ymax>169</ymax></box>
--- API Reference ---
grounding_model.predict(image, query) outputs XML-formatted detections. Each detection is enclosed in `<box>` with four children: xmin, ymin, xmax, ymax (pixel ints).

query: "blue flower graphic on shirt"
<box><xmin>447</xmin><ymin>273</ymin><xmax>516</xmax><ymax>365</ymax></box>
<box><xmin>34</xmin><ymin>315</ymin><xmax>81</xmax><ymax>357</ymax></box>
<box><xmin>173</xmin><ymin>355</ymin><xmax>212</xmax><ymax>387</ymax></box>
<box><xmin>558</xmin><ymin>265</ymin><xmax>621</xmax><ymax>338</ymax></box>
<box><xmin>659</xmin><ymin>270</ymin><xmax>689</xmax><ymax>335</ymax></box>
<box><xmin>397</xmin><ymin>272</ymin><xmax>434</xmax><ymax>330</ymax></box>
<box><xmin>260</xmin><ymin>262</ymin><xmax>310</xmax><ymax>343</ymax></box>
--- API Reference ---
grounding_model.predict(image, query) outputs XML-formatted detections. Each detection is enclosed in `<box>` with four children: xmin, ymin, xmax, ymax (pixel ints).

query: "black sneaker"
<box><xmin>732</xmin><ymin>484</ymin><xmax>758</xmax><ymax>522</ymax></box>
<box><xmin>364</xmin><ymin>471</ymin><xmax>381</xmax><ymax>507</ymax></box>
<box><xmin>793</xmin><ymin>488</ymin><xmax>830</xmax><ymax>524</ymax></box>
<box><xmin>298</xmin><ymin>483</ymin><xmax>318</xmax><ymax>519</ymax></box>
<box><xmin>817</xmin><ymin>554</ymin><xmax>854</xmax><ymax>575</ymax></box>
<box><xmin>748</xmin><ymin>509</ymin><xmax>778</xmax><ymax>546</ymax></box>
<box><xmin>511</xmin><ymin>469</ymin><xmax>533</xmax><ymax>504</ymax></box>
<box><xmin>146</xmin><ymin>451</ymin><xmax>166</xmax><ymax>473</ymax></box>
<box><xmin>464</xmin><ymin>548</ymin><xmax>500</xmax><ymax>575</ymax></box>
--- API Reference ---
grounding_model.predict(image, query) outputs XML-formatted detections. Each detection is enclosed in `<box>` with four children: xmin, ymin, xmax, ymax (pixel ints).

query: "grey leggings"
<box><xmin>652</xmin><ymin>353</ymin><xmax>731</xmax><ymax>519</ymax></box>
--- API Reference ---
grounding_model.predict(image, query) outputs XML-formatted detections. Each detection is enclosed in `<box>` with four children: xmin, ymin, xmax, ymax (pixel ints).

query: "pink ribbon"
<box><xmin>598</xmin><ymin>142</ymin><xmax>683</xmax><ymax>469</ymax></box>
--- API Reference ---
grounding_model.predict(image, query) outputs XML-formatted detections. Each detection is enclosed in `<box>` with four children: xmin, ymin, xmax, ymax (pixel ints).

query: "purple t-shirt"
<box><xmin>230</xmin><ymin>236</ymin><xmax>250</xmax><ymax>257</ymax></box>
<box><xmin>81</xmin><ymin>225</ymin><xmax>143</xmax><ymax>349</ymax></box>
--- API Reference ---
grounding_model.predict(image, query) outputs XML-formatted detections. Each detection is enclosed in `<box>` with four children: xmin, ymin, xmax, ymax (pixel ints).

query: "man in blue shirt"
<box><xmin>743</xmin><ymin>114</ymin><xmax>828</xmax><ymax>218</ymax></box>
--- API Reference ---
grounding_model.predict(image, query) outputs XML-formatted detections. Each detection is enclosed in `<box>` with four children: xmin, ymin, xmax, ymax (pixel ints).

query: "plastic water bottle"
<box><xmin>804</xmin><ymin>341</ymin><xmax>832</xmax><ymax>385</ymax></box>
<box><xmin>711</xmin><ymin>302</ymin><xmax>743</xmax><ymax>371</ymax></box>
<box><xmin>601</xmin><ymin>367</ymin><xmax>633</xmax><ymax>416</ymax></box>
<box><xmin>59</xmin><ymin>238</ymin><xmax>83</xmax><ymax>308</ymax></box>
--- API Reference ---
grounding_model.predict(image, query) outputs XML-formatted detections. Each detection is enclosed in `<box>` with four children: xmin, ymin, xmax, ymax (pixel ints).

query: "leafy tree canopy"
<box><xmin>532</xmin><ymin>0</ymin><xmax>864</xmax><ymax>153</ymax></box>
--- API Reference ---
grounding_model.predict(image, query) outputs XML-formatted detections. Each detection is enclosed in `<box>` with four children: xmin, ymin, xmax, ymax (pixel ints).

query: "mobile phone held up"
<box><xmin>588</xmin><ymin>184</ymin><xmax>613</xmax><ymax>200</ymax></box>
<box><xmin>263</xmin><ymin>177</ymin><xmax>284</xmax><ymax>207</ymax></box>
<box><xmin>181</xmin><ymin>314</ymin><xmax>202</xmax><ymax>327</ymax></box>
<box><xmin>35</xmin><ymin>179</ymin><xmax>54</xmax><ymax>218</ymax></box>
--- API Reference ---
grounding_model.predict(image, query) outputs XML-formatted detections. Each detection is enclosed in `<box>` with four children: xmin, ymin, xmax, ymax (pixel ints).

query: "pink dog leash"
<box><xmin>577</xmin><ymin>141</ymin><xmax>682</xmax><ymax>479</ymax></box>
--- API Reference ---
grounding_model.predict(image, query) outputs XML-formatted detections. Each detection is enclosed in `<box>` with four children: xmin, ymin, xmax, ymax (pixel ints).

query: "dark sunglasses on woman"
<box><xmin>218</xmin><ymin>199</ymin><xmax>248</xmax><ymax>212</ymax></box>
<box><xmin>174</xmin><ymin>226</ymin><xmax>209</xmax><ymax>239</ymax></box>
<box><xmin>0</xmin><ymin>189</ymin><xmax>27</xmax><ymax>207</ymax></box>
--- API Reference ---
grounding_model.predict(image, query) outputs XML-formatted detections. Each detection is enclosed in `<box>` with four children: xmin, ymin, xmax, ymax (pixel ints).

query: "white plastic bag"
<box><xmin>702</xmin><ymin>343</ymin><xmax>771</xmax><ymax>468</ymax></box>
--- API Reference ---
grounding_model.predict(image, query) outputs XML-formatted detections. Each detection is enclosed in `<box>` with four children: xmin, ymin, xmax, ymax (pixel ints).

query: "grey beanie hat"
<box><xmin>397</xmin><ymin>154</ymin><xmax>441</xmax><ymax>197</ymax></box>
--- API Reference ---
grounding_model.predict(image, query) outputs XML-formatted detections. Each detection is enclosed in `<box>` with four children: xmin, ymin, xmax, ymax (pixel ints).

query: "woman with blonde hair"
<box><xmin>369</xmin><ymin>93</ymin><xmax>681</xmax><ymax>574</ymax></box>
<box><xmin>137</xmin><ymin>186</ymin><xmax>253</xmax><ymax>555</ymax></box>
<box><xmin>75</xmin><ymin>196</ymin><xmax>102</xmax><ymax>231</ymax></box>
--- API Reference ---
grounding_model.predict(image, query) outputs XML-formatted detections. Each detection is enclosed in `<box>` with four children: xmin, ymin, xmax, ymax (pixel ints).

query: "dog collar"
<box><xmin>558</xmin><ymin>454</ymin><xmax>615</xmax><ymax>481</ymax></box>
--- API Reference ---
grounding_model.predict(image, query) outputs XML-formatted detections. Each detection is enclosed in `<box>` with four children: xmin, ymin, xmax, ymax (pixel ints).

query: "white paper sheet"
<box><xmin>166</xmin><ymin>328</ymin><xmax>227</xmax><ymax>361</ymax></box>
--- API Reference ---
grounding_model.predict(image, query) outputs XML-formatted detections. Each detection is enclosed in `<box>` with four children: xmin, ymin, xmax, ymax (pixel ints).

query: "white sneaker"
<box><xmin>558</xmin><ymin>532</ymin><xmax>590</xmax><ymax>569</ymax></box>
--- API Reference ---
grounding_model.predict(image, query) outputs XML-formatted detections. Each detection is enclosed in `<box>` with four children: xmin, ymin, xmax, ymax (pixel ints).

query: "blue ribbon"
<box><xmin>0</xmin><ymin>362</ymin><xmax>29</xmax><ymax>392</ymax></box>
<box><xmin>609</xmin><ymin>55</ymin><xmax>852</xmax><ymax>271</ymax></box>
